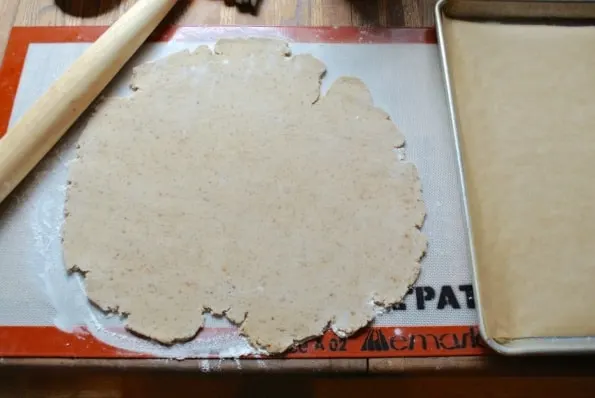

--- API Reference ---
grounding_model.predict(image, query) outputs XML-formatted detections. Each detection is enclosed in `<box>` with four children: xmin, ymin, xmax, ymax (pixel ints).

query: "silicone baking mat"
<box><xmin>0</xmin><ymin>26</ymin><xmax>487</xmax><ymax>359</ymax></box>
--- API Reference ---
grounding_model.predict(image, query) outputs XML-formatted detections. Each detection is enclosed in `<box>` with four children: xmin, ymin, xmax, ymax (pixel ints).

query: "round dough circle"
<box><xmin>63</xmin><ymin>39</ymin><xmax>426</xmax><ymax>353</ymax></box>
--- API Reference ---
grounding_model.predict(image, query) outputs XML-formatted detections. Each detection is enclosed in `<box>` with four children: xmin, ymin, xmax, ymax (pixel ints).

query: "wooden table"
<box><xmin>2</xmin><ymin>0</ymin><xmax>595</xmax><ymax>395</ymax></box>
<box><xmin>0</xmin><ymin>0</ymin><xmax>436</xmax><ymax>57</ymax></box>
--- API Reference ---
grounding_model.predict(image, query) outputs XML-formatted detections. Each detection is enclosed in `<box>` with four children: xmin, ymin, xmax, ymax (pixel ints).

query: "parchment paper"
<box><xmin>445</xmin><ymin>19</ymin><xmax>595</xmax><ymax>339</ymax></box>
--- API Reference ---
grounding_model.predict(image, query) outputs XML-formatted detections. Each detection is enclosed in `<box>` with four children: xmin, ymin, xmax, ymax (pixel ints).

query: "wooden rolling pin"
<box><xmin>0</xmin><ymin>0</ymin><xmax>176</xmax><ymax>204</ymax></box>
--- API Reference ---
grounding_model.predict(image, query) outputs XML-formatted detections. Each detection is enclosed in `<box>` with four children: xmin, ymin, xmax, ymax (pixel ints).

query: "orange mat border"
<box><xmin>0</xmin><ymin>325</ymin><xmax>487</xmax><ymax>358</ymax></box>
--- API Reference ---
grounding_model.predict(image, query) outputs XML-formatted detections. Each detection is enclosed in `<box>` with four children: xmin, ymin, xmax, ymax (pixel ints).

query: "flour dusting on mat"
<box><xmin>62</xmin><ymin>39</ymin><xmax>426</xmax><ymax>354</ymax></box>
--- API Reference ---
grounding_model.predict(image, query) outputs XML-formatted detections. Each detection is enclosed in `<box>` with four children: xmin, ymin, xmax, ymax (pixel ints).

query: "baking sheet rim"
<box><xmin>435</xmin><ymin>0</ymin><xmax>595</xmax><ymax>355</ymax></box>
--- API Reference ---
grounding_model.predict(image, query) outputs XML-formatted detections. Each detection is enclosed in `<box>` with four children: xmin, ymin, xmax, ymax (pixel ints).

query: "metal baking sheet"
<box><xmin>0</xmin><ymin>26</ymin><xmax>486</xmax><ymax>360</ymax></box>
<box><xmin>435</xmin><ymin>0</ymin><xmax>595</xmax><ymax>355</ymax></box>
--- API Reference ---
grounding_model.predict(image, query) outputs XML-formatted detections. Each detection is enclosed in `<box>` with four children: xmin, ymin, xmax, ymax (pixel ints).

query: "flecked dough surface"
<box><xmin>63</xmin><ymin>39</ymin><xmax>426</xmax><ymax>353</ymax></box>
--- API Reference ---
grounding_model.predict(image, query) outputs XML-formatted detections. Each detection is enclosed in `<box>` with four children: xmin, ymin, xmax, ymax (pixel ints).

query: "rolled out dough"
<box><xmin>63</xmin><ymin>39</ymin><xmax>426</xmax><ymax>353</ymax></box>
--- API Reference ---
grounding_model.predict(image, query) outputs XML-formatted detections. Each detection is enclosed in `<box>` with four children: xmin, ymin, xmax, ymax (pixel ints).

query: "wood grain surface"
<box><xmin>3</xmin><ymin>370</ymin><xmax>595</xmax><ymax>398</ymax></box>
<box><xmin>0</xmin><ymin>0</ymin><xmax>437</xmax><ymax>53</ymax></box>
<box><xmin>11</xmin><ymin>0</ymin><xmax>437</xmax><ymax>27</ymax></box>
